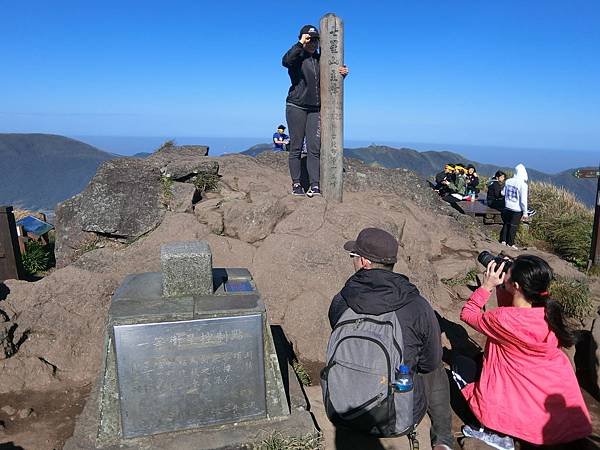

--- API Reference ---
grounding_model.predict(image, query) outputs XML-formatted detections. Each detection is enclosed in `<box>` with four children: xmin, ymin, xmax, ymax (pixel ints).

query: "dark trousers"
<box><xmin>451</xmin><ymin>353</ymin><xmax>483</xmax><ymax>427</ymax></box>
<box><xmin>500</xmin><ymin>209</ymin><xmax>522</xmax><ymax>246</ymax></box>
<box><xmin>423</xmin><ymin>365</ymin><xmax>454</xmax><ymax>447</ymax></box>
<box><xmin>286</xmin><ymin>104</ymin><xmax>320</xmax><ymax>186</ymax></box>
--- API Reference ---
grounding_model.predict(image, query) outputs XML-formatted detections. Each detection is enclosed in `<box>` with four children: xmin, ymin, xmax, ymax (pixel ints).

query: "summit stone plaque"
<box><xmin>115</xmin><ymin>314</ymin><xmax>266</xmax><ymax>438</ymax></box>
<box><xmin>89</xmin><ymin>240</ymin><xmax>299</xmax><ymax>449</ymax></box>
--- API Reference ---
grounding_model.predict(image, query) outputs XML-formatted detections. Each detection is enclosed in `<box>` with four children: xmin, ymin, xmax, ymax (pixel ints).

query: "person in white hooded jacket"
<box><xmin>500</xmin><ymin>164</ymin><xmax>528</xmax><ymax>249</ymax></box>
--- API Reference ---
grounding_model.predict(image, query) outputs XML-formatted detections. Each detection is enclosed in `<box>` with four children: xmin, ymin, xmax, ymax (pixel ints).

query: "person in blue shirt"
<box><xmin>272</xmin><ymin>125</ymin><xmax>290</xmax><ymax>151</ymax></box>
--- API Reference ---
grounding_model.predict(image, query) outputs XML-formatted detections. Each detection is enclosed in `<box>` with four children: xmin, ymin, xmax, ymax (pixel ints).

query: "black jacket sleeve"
<box><xmin>282</xmin><ymin>42</ymin><xmax>304</xmax><ymax>68</ymax></box>
<box><xmin>415</xmin><ymin>302</ymin><xmax>443</xmax><ymax>373</ymax></box>
<box><xmin>328</xmin><ymin>292</ymin><xmax>348</xmax><ymax>329</ymax></box>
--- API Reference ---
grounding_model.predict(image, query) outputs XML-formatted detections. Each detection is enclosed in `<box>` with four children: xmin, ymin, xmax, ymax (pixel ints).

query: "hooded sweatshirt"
<box><xmin>502</xmin><ymin>164</ymin><xmax>528</xmax><ymax>214</ymax></box>
<box><xmin>460</xmin><ymin>287</ymin><xmax>592</xmax><ymax>444</ymax></box>
<box><xmin>328</xmin><ymin>269</ymin><xmax>443</xmax><ymax>425</ymax></box>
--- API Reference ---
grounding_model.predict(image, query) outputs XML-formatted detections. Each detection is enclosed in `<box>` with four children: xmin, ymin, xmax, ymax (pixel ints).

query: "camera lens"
<box><xmin>477</xmin><ymin>251</ymin><xmax>495</xmax><ymax>268</ymax></box>
<box><xmin>477</xmin><ymin>251</ymin><xmax>512</xmax><ymax>273</ymax></box>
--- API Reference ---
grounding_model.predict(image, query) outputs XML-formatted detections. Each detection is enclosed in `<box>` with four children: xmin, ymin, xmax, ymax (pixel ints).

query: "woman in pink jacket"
<box><xmin>459</xmin><ymin>254</ymin><xmax>592</xmax><ymax>448</ymax></box>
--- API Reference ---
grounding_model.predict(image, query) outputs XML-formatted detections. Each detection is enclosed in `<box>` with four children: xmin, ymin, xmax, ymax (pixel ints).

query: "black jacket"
<box><xmin>328</xmin><ymin>268</ymin><xmax>443</xmax><ymax>425</ymax></box>
<box><xmin>282</xmin><ymin>43</ymin><xmax>320</xmax><ymax>110</ymax></box>
<box><xmin>486</xmin><ymin>178</ymin><xmax>505</xmax><ymax>209</ymax></box>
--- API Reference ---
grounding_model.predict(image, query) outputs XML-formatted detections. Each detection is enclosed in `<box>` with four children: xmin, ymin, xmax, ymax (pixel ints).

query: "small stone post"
<box><xmin>319</xmin><ymin>13</ymin><xmax>345</xmax><ymax>202</ymax></box>
<box><xmin>161</xmin><ymin>240</ymin><xmax>213</xmax><ymax>297</ymax></box>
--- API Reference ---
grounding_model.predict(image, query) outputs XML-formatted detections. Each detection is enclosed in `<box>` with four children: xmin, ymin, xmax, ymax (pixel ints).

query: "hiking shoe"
<box><xmin>306</xmin><ymin>185</ymin><xmax>321</xmax><ymax>198</ymax></box>
<box><xmin>509</xmin><ymin>244</ymin><xmax>518</xmax><ymax>250</ymax></box>
<box><xmin>462</xmin><ymin>425</ymin><xmax>514</xmax><ymax>450</ymax></box>
<box><xmin>500</xmin><ymin>241</ymin><xmax>507</xmax><ymax>246</ymax></box>
<box><xmin>292</xmin><ymin>183</ymin><xmax>305</xmax><ymax>196</ymax></box>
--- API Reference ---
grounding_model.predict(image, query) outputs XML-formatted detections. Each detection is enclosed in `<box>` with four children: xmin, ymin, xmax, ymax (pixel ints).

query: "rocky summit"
<box><xmin>0</xmin><ymin>149</ymin><xmax>597</xmax><ymax>449</ymax></box>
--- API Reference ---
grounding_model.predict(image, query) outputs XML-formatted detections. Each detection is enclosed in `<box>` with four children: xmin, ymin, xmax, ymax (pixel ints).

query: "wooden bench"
<box><xmin>453</xmin><ymin>200</ymin><xmax>502</xmax><ymax>224</ymax></box>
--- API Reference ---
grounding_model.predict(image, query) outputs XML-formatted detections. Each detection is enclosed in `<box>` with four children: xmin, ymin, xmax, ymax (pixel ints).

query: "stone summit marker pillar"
<box><xmin>319</xmin><ymin>13</ymin><xmax>345</xmax><ymax>203</ymax></box>
<box><xmin>81</xmin><ymin>240</ymin><xmax>316</xmax><ymax>449</ymax></box>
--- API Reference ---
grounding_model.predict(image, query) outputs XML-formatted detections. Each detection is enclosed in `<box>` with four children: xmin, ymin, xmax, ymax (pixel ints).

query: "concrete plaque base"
<box><xmin>88</xmin><ymin>266</ymin><xmax>293</xmax><ymax>447</ymax></box>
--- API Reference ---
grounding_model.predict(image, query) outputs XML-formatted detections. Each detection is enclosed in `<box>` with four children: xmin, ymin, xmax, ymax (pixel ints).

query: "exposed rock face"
<box><xmin>5</xmin><ymin>150</ymin><xmax>597</xmax><ymax>405</ymax></box>
<box><xmin>0</xmin><ymin>266</ymin><xmax>118</xmax><ymax>393</ymax></box>
<box><xmin>222</xmin><ymin>196</ymin><xmax>287</xmax><ymax>243</ymax></box>
<box><xmin>54</xmin><ymin>158</ymin><xmax>165</xmax><ymax>267</ymax></box>
<box><xmin>147</xmin><ymin>144</ymin><xmax>217</xmax><ymax>180</ymax></box>
<box><xmin>167</xmin><ymin>182</ymin><xmax>198</xmax><ymax>213</ymax></box>
<box><xmin>54</xmin><ymin>145</ymin><xmax>221</xmax><ymax>267</ymax></box>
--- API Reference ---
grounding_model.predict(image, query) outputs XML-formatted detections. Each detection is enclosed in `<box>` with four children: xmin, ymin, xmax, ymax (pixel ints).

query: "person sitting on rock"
<box><xmin>326</xmin><ymin>228</ymin><xmax>453</xmax><ymax>450</ymax></box>
<box><xmin>457</xmin><ymin>255</ymin><xmax>592</xmax><ymax>449</ymax></box>
<box><xmin>434</xmin><ymin>163</ymin><xmax>455</xmax><ymax>195</ymax></box>
<box><xmin>442</xmin><ymin>164</ymin><xmax>466</xmax><ymax>197</ymax></box>
<box><xmin>486</xmin><ymin>170</ymin><xmax>506</xmax><ymax>210</ymax></box>
<box><xmin>465</xmin><ymin>164</ymin><xmax>479</xmax><ymax>197</ymax></box>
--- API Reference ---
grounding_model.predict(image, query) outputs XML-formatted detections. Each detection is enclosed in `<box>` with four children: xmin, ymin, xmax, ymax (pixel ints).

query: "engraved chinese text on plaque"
<box><xmin>114</xmin><ymin>314</ymin><xmax>266</xmax><ymax>438</ymax></box>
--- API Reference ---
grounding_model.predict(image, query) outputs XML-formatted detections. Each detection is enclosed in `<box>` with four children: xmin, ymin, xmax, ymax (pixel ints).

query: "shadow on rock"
<box><xmin>0</xmin><ymin>443</ymin><xmax>25</xmax><ymax>450</ymax></box>
<box><xmin>334</xmin><ymin>427</ymin><xmax>387</xmax><ymax>450</ymax></box>
<box><xmin>0</xmin><ymin>283</ymin><xmax>9</xmax><ymax>302</ymax></box>
<box><xmin>436</xmin><ymin>311</ymin><xmax>482</xmax><ymax>362</ymax></box>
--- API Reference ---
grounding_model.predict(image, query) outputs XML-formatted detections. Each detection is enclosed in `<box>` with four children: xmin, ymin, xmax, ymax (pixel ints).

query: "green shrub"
<box><xmin>527</xmin><ymin>182</ymin><xmax>593</xmax><ymax>268</ymax></box>
<box><xmin>254</xmin><ymin>432</ymin><xmax>323</xmax><ymax>450</ymax></box>
<box><xmin>159</xmin><ymin>139</ymin><xmax>175</xmax><ymax>149</ymax></box>
<box><xmin>441</xmin><ymin>267</ymin><xmax>479</xmax><ymax>286</ymax></box>
<box><xmin>161</xmin><ymin>175</ymin><xmax>174</xmax><ymax>202</ymax></box>
<box><xmin>193</xmin><ymin>173</ymin><xmax>220</xmax><ymax>192</ymax></box>
<box><xmin>477</xmin><ymin>175</ymin><xmax>489</xmax><ymax>193</ymax></box>
<box><xmin>550</xmin><ymin>276</ymin><xmax>592</xmax><ymax>320</ymax></box>
<box><xmin>21</xmin><ymin>241</ymin><xmax>53</xmax><ymax>275</ymax></box>
<box><xmin>292</xmin><ymin>360</ymin><xmax>312</xmax><ymax>386</ymax></box>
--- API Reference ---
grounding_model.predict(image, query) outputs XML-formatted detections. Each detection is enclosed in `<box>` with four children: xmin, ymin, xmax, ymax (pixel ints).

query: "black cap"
<box><xmin>299</xmin><ymin>25</ymin><xmax>319</xmax><ymax>39</ymax></box>
<box><xmin>343</xmin><ymin>228</ymin><xmax>398</xmax><ymax>264</ymax></box>
<box><xmin>277</xmin><ymin>124</ymin><xmax>286</xmax><ymax>130</ymax></box>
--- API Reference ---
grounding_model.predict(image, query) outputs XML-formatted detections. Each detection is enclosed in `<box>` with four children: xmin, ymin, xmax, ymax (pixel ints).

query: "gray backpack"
<box><xmin>320</xmin><ymin>308</ymin><xmax>415</xmax><ymax>437</ymax></box>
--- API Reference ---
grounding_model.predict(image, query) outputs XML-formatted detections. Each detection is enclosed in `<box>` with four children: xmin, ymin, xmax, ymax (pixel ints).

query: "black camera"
<box><xmin>478</xmin><ymin>251</ymin><xmax>512</xmax><ymax>273</ymax></box>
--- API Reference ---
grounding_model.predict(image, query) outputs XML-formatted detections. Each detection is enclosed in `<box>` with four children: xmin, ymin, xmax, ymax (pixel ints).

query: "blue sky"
<box><xmin>1</xmin><ymin>0</ymin><xmax>599</xmax><ymax>157</ymax></box>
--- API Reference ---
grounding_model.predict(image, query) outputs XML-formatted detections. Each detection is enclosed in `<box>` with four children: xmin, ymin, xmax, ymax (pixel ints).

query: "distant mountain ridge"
<box><xmin>241</xmin><ymin>144</ymin><xmax>597</xmax><ymax>208</ymax></box>
<box><xmin>0</xmin><ymin>134</ymin><xmax>594</xmax><ymax>212</ymax></box>
<box><xmin>0</xmin><ymin>133</ymin><xmax>116</xmax><ymax>212</ymax></box>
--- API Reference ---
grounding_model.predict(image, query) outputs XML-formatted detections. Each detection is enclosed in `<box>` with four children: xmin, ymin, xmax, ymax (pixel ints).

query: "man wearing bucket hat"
<box><xmin>282</xmin><ymin>24</ymin><xmax>349</xmax><ymax>197</ymax></box>
<box><xmin>326</xmin><ymin>227</ymin><xmax>453</xmax><ymax>449</ymax></box>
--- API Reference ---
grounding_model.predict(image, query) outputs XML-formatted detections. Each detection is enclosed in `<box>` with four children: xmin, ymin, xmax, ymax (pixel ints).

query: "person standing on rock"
<box><xmin>282</xmin><ymin>24</ymin><xmax>348</xmax><ymax>197</ymax></box>
<box><xmin>272</xmin><ymin>124</ymin><xmax>289</xmax><ymax>151</ymax></box>
<box><xmin>500</xmin><ymin>163</ymin><xmax>529</xmax><ymax>250</ymax></box>
<box><xmin>324</xmin><ymin>227</ymin><xmax>453</xmax><ymax>450</ymax></box>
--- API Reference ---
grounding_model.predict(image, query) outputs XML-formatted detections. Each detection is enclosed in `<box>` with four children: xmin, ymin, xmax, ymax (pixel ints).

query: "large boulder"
<box><xmin>166</xmin><ymin>182</ymin><xmax>198</xmax><ymax>213</ymax></box>
<box><xmin>147</xmin><ymin>144</ymin><xmax>218</xmax><ymax>180</ymax></box>
<box><xmin>54</xmin><ymin>158</ymin><xmax>165</xmax><ymax>267</ymax></box>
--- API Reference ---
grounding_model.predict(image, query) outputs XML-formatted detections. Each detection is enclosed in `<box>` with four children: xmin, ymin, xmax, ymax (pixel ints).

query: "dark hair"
<box><xmin>467</xmin><ymin>164</ymin><xmax>476</xmax><ymax>170</ymax></box>
<box><xmin>510</xmin><ymin>255</ymin><xmax>575</xmax><ymax>348</ymax></box>
<box><xmin>494</xmin><ymin>170</ymin><xmax>506</xmax><ymax>179</ymax></box>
